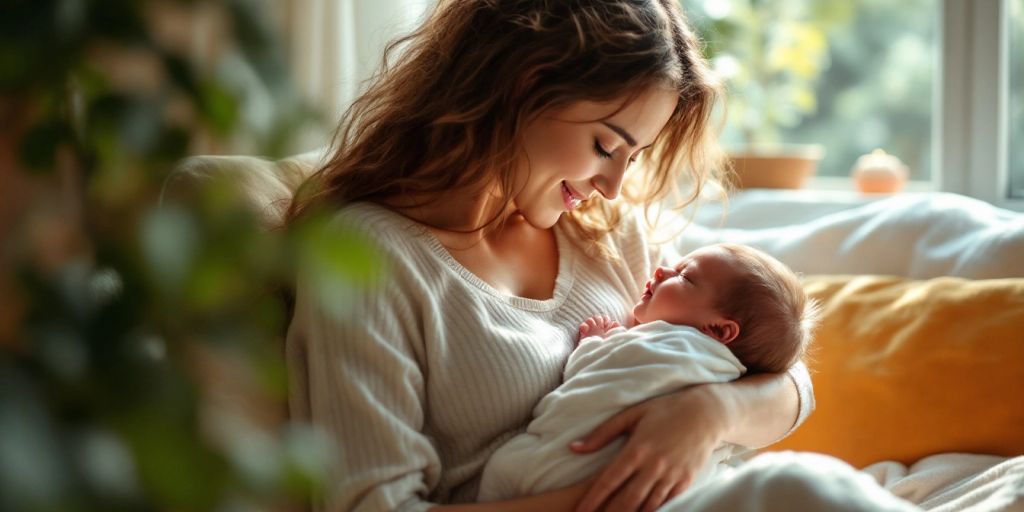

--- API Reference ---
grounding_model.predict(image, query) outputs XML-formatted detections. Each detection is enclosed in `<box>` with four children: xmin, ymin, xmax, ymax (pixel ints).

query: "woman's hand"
<box><xmin>570</xmin><ymin>383</ymin><xmax>732</xmax><ymax>512</ymax></box>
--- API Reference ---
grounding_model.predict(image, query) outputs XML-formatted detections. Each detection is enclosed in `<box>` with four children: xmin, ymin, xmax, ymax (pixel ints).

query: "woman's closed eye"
<box><xmin>593</xmin><ymin>139</ymin><xmax>639</xmax><ymax>165</ymax></box>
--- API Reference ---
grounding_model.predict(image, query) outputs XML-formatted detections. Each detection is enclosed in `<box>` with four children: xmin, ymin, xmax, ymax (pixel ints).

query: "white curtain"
<box><xmin>276</xmin><ymin>0</ymin><xmax>433</xmax><ymax>124</ymax></box>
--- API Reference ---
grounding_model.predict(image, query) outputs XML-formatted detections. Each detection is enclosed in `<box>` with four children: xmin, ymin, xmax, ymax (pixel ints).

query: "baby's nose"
<box><xmin>654</xmin><ymin>266</ymin><xmax>672</xmax><ymax>280</ymax></box>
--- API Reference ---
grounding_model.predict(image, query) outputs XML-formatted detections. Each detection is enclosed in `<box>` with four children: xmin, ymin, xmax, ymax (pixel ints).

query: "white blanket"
<box><xmin>664</xmin><ymin>451</ymin><xmax>920</xmax><ymax>511</ymax></box>
<box><xmin>864</xmin><ymin>454</ymin><xmax>1024</xmax><ymax>511</ymax></box>
<box><xmin>658</xmin><ymin>452</ymin><xmax>1024</xmax><ymax>512</ymax></box>
<box><xmin>476</xmin><ymin>321</ymin><xmax>745</xmax><ymax>502</ymax></box>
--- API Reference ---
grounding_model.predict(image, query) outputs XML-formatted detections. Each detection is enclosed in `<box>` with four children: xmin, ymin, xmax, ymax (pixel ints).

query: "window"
<box><xmin>683</xmin><ymin>0</ymin><xmax>937</xmax><ymax>181</ymax></box>
<box><xmin>1010</xmin><ymin>0</ymin><xmax>1024</xmax><ymax>198</ymax></box>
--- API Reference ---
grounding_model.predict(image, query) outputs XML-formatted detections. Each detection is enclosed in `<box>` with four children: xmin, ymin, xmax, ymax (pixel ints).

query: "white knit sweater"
<box><xmin>285</xmin><ymin>202</ymin><xmax>815</xmax><ymax>512</ymax></box>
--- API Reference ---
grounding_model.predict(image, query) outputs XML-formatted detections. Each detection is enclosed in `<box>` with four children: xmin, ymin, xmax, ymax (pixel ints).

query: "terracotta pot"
<box><xmin>727</xmin><ymin>144</ymin><xmax>824</xmax><ymax>189</ymax></box>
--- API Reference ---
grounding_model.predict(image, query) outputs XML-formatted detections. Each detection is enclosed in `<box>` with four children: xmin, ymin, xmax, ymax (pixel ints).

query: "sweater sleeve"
<box><xmin>288</xmin><ymin>243</ymin><xmax>440</xmax><ymax>512</ymax></box>
<box><xmin>784</xmin><ymin>360</ymin><xmax>815</xmax><ymax>435</ymax></box>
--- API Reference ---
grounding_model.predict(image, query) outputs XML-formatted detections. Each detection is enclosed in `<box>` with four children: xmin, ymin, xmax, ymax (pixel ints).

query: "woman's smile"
<box><xmin>561</xmin><ymin>181</ymin><xmax>586</xmax><ymax>211</ymax></box>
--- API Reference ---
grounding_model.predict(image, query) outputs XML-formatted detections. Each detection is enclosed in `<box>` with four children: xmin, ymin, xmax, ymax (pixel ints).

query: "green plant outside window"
<box><xmin>684</xmin><ymin>0</ymin><xmax>936</xmax><ymax>180</ymax></box>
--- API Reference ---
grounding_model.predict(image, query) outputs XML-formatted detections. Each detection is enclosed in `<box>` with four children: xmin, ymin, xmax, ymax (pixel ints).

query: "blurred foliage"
<box><xmin>684</xmin><ymin>0</ymin><xmax>846</xmax><ymax>146</ymax></box>
<box><xmin>0</xmin><ymin>0</ymin><xmax>380</xmax><ymax>510</ymax></box>
<box><xmin>685</xmin><ymin>0</ymin><xmax>937</xmax><ymax>180</ymax></box>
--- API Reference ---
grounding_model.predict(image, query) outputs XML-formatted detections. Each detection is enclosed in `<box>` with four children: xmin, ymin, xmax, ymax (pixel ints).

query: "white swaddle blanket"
<box><xmin>477</xmin><ymin>320</ymin><xmax>746</xmax><ymax>502</ymax></box>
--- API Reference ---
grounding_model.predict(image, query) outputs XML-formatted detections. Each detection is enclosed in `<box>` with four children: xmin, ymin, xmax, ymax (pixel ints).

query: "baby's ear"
<box><xmin>700</xmin><ymin>319</ymin><xmax>739</xmax><ymax>345</ymax></box>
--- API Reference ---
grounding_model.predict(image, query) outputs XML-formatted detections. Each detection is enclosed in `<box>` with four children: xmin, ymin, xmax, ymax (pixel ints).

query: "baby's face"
<box><xmin>633</xmin><ymin>245</ymin><xmax>740</xmax><ymax>326</ymax></box>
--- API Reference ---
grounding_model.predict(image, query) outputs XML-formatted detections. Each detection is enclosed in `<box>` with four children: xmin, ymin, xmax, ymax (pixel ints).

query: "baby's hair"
<box><xmin>713</xmin><ymin>244</ymin><xmax>819</xmax><ymax>374</ymax></box>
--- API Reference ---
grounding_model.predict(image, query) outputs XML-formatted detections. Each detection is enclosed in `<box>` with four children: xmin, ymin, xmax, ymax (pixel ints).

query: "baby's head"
<box><xmin>632</xmin><ymin>243</ymin><xmax>818</xmax><ymax>373</ymax></box>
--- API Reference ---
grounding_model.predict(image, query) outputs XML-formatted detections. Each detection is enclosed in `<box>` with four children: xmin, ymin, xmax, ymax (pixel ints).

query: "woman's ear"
<box><xmin>700</xmin><ymin>319</ymin><xmax>740</xmax><ymax>344</ymax></box>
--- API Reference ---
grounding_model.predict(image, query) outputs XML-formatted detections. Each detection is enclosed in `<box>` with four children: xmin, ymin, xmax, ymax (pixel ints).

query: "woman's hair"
<box><xmin>287</xmin><ymin>0</ymin><xmax>725</xmax><ymax>249</ymax></box>
<box><xmin>713</xmin><ymin>244</ymin><xmax>820</xmax><ymax>374</ymax></box>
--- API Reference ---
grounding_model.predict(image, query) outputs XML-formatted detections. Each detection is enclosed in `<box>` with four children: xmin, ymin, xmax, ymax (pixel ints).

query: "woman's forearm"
<box><xmin>428</xmin><ymin>480</ymin><xmax>590</xmax><ymax>512</ymax></box>
<box><xmin>713</xmin><ymin>370</ymin><xmax>800</xmax><ymax>448</ymax></box>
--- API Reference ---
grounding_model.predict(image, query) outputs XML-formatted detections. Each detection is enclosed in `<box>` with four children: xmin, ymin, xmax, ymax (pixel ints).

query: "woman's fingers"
<box><xmin>574</xmin><ymin>458</ymin><xmax>637</xmax><ymax>512</ymax></box>
<box><xmin>640</xmin><ymin>478</ymin><xmax>673</xmax><ymax>512</ymax></box>
<box><xmin>605</xmin><ymin>465</ymin><xmax>660</xmax><ymax>512</ymax></box>
<box><xmin>666</xmin><ymin>480</ymin><xmax>690</xmax><ymax>505</ymax></box>
<box><xmin>570</xmin><ymin>405</ymin><xmax>641</xmax><ymax>453</ymax></box>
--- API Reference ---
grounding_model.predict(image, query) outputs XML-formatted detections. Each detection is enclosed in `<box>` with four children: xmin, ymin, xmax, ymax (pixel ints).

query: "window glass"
<box><xmin>683</xmin><ymin>0</ymin><xmax>936</xmax><ymax>180</ymax></box>
<box><xmin>1010</xmin><ymin>0</ymin><xmax>1024</xmax><ymax>198</ymax></box>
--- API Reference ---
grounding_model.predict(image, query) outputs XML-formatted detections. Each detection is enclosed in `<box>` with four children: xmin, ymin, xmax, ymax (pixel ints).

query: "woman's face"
<box><xmin>512</xmin><ymin>87</ymin><xmax>679</xmax><ymax>228</ymax></box>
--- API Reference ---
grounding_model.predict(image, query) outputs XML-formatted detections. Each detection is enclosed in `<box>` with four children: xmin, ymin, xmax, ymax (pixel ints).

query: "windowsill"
<box><xmin>995</xmin><ymin>197</ymin><xmax>1024</xmax><ymax>212</ymax></box>
<box><xmin>804</xmin><ymin>177</ymin><xmax>1024</xmax><ymax>211</ymax></box>
<box><xmin>804</xmin><ymin>176</ymin><xmax>937</xmax><ymax>193</ymax></box>
<box><xmin>693</xmin><ymin>177</ymin><xmax>1024</xmax><ymax>212</ymax></box>
<box><xmin>752</xmin><ymin>177</ymin><xmax>1024</xmax><ymax>212</ymax></box>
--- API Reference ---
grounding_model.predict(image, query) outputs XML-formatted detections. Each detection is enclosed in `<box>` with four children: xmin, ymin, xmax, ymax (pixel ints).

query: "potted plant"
<box><xmin>685</xmin><ymin>0</ymin><xmax>842</xmax><ymax>189</ymax></box>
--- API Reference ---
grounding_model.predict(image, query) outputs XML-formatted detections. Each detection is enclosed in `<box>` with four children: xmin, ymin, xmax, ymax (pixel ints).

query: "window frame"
<box><xmin>729</xmin><ymin>0</ymin><xmax>1023</xmax><ymax>210</ymax></box>
<box><xmin>939</xmin><ymin>0</ymin><xmax>1023</xmax><ymax>210</ymax></box>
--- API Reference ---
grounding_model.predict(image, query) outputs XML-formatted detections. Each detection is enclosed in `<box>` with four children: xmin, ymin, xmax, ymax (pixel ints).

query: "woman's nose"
<box><xmin>591</xmin><ymin>164</ymin><xmax>628</xmax><ymax>200</ymax></box>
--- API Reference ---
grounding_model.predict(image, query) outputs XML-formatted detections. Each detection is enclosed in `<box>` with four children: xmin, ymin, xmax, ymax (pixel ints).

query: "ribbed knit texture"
<box><xmin>285</xmin><ymin>202</ymin><xmax>815</xmax><ymax>512</ymax></box>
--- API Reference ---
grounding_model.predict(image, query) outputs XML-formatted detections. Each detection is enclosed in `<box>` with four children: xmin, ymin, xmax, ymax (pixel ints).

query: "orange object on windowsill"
<box><xmin>851</xmin><ymin>149</ymin><xmax>909</xmax><ymax>194</ymax></box>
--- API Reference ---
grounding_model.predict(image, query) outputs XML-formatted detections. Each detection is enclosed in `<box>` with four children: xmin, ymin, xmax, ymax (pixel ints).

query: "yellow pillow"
<box><xmin>766</xmin><ymin>275</ymin><xmax>1024</xmax><ymax>468</ymax></box>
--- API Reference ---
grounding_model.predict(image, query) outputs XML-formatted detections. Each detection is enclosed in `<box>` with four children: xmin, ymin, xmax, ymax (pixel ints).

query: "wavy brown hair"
<box><xmin>288</xmin><ymin>0</ymin><xmax>725</xmax><ymax>250</ymax></box>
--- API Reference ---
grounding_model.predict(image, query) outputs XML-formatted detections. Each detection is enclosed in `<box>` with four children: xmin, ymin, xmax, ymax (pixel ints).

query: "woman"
<box><xmin>286</xmin><ymin>1</ymin><xmax>814</xmax><ymax>511</ymax></box>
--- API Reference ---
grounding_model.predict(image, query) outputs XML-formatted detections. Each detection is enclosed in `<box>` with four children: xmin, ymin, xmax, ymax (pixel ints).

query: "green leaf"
<box><xmin>20</xmin><ymin>119</ymin><xmax>69</xmax><ymax>172</ymax></box>
<box><xmin>198</xmin><ymin>83</ymin><xmax>239</xmax><ymax>136</ymax></box>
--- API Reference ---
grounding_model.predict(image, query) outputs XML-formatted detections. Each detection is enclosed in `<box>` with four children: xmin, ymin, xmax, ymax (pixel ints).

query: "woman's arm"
<box><xmin>289</xmin><ymin>241</ymin><xmax>446</xmax><ymax>512</ymax></box>
<box><xmin>714</xmin><ymin>368</ymin><xmax>801</xmax><ymax>447</ymax></box>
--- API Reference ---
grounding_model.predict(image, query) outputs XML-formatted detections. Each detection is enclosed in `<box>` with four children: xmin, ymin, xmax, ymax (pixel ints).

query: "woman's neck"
<box><xmin>384</xmin><ymin>183</ymin><xmax>521</xmax><ymax>244</ymax></box>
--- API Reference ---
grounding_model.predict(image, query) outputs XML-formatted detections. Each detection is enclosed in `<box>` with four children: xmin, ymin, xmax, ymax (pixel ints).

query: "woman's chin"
<box><xmin>519</xmin><ymin>209</ymin><xmax>564</xmax><ymax>230</ymax></box>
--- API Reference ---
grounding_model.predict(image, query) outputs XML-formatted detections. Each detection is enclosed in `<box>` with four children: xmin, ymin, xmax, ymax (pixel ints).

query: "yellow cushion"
<box><xmin>767</xmin><ymin>275</ymin><xmax>1024</xmax><ymax>467</ymax></box>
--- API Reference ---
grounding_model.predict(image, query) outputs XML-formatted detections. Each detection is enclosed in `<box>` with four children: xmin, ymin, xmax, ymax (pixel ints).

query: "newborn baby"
<box><xmin>477</xmin><ymin>243</ymin><xmax>819</xmax><ymax>502</ymax></box>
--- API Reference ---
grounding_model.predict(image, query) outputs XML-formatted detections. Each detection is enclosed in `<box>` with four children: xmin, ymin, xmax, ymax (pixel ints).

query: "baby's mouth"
<box><xmin>642</xmin><ymin>280</ymin><xmax>653</xmax><ymax>300</ymax></box>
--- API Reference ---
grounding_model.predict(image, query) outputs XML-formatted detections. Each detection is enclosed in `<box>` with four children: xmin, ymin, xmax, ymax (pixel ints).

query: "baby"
<box><xmin>584</xmin><ymin>241</ymin><xmax>815</xmax><ymax>374</ymax></box>
<box><xmin>477</xmin><ymin>243</ymin><xmax>818</xmax><ymax>502</ymax></box>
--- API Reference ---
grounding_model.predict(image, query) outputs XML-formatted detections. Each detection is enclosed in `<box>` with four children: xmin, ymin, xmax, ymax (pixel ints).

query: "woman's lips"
<box><xmin>561</xmin><ymin>181</ymin><xmax>585</xmax><ymax>210</ymax></box>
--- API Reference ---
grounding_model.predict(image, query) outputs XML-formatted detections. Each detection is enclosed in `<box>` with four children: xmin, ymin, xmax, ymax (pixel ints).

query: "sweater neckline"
<box><xmin>355</xmin><ymin>202</ymin><xmax>577</xmax><ymax>312</ymax></box>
